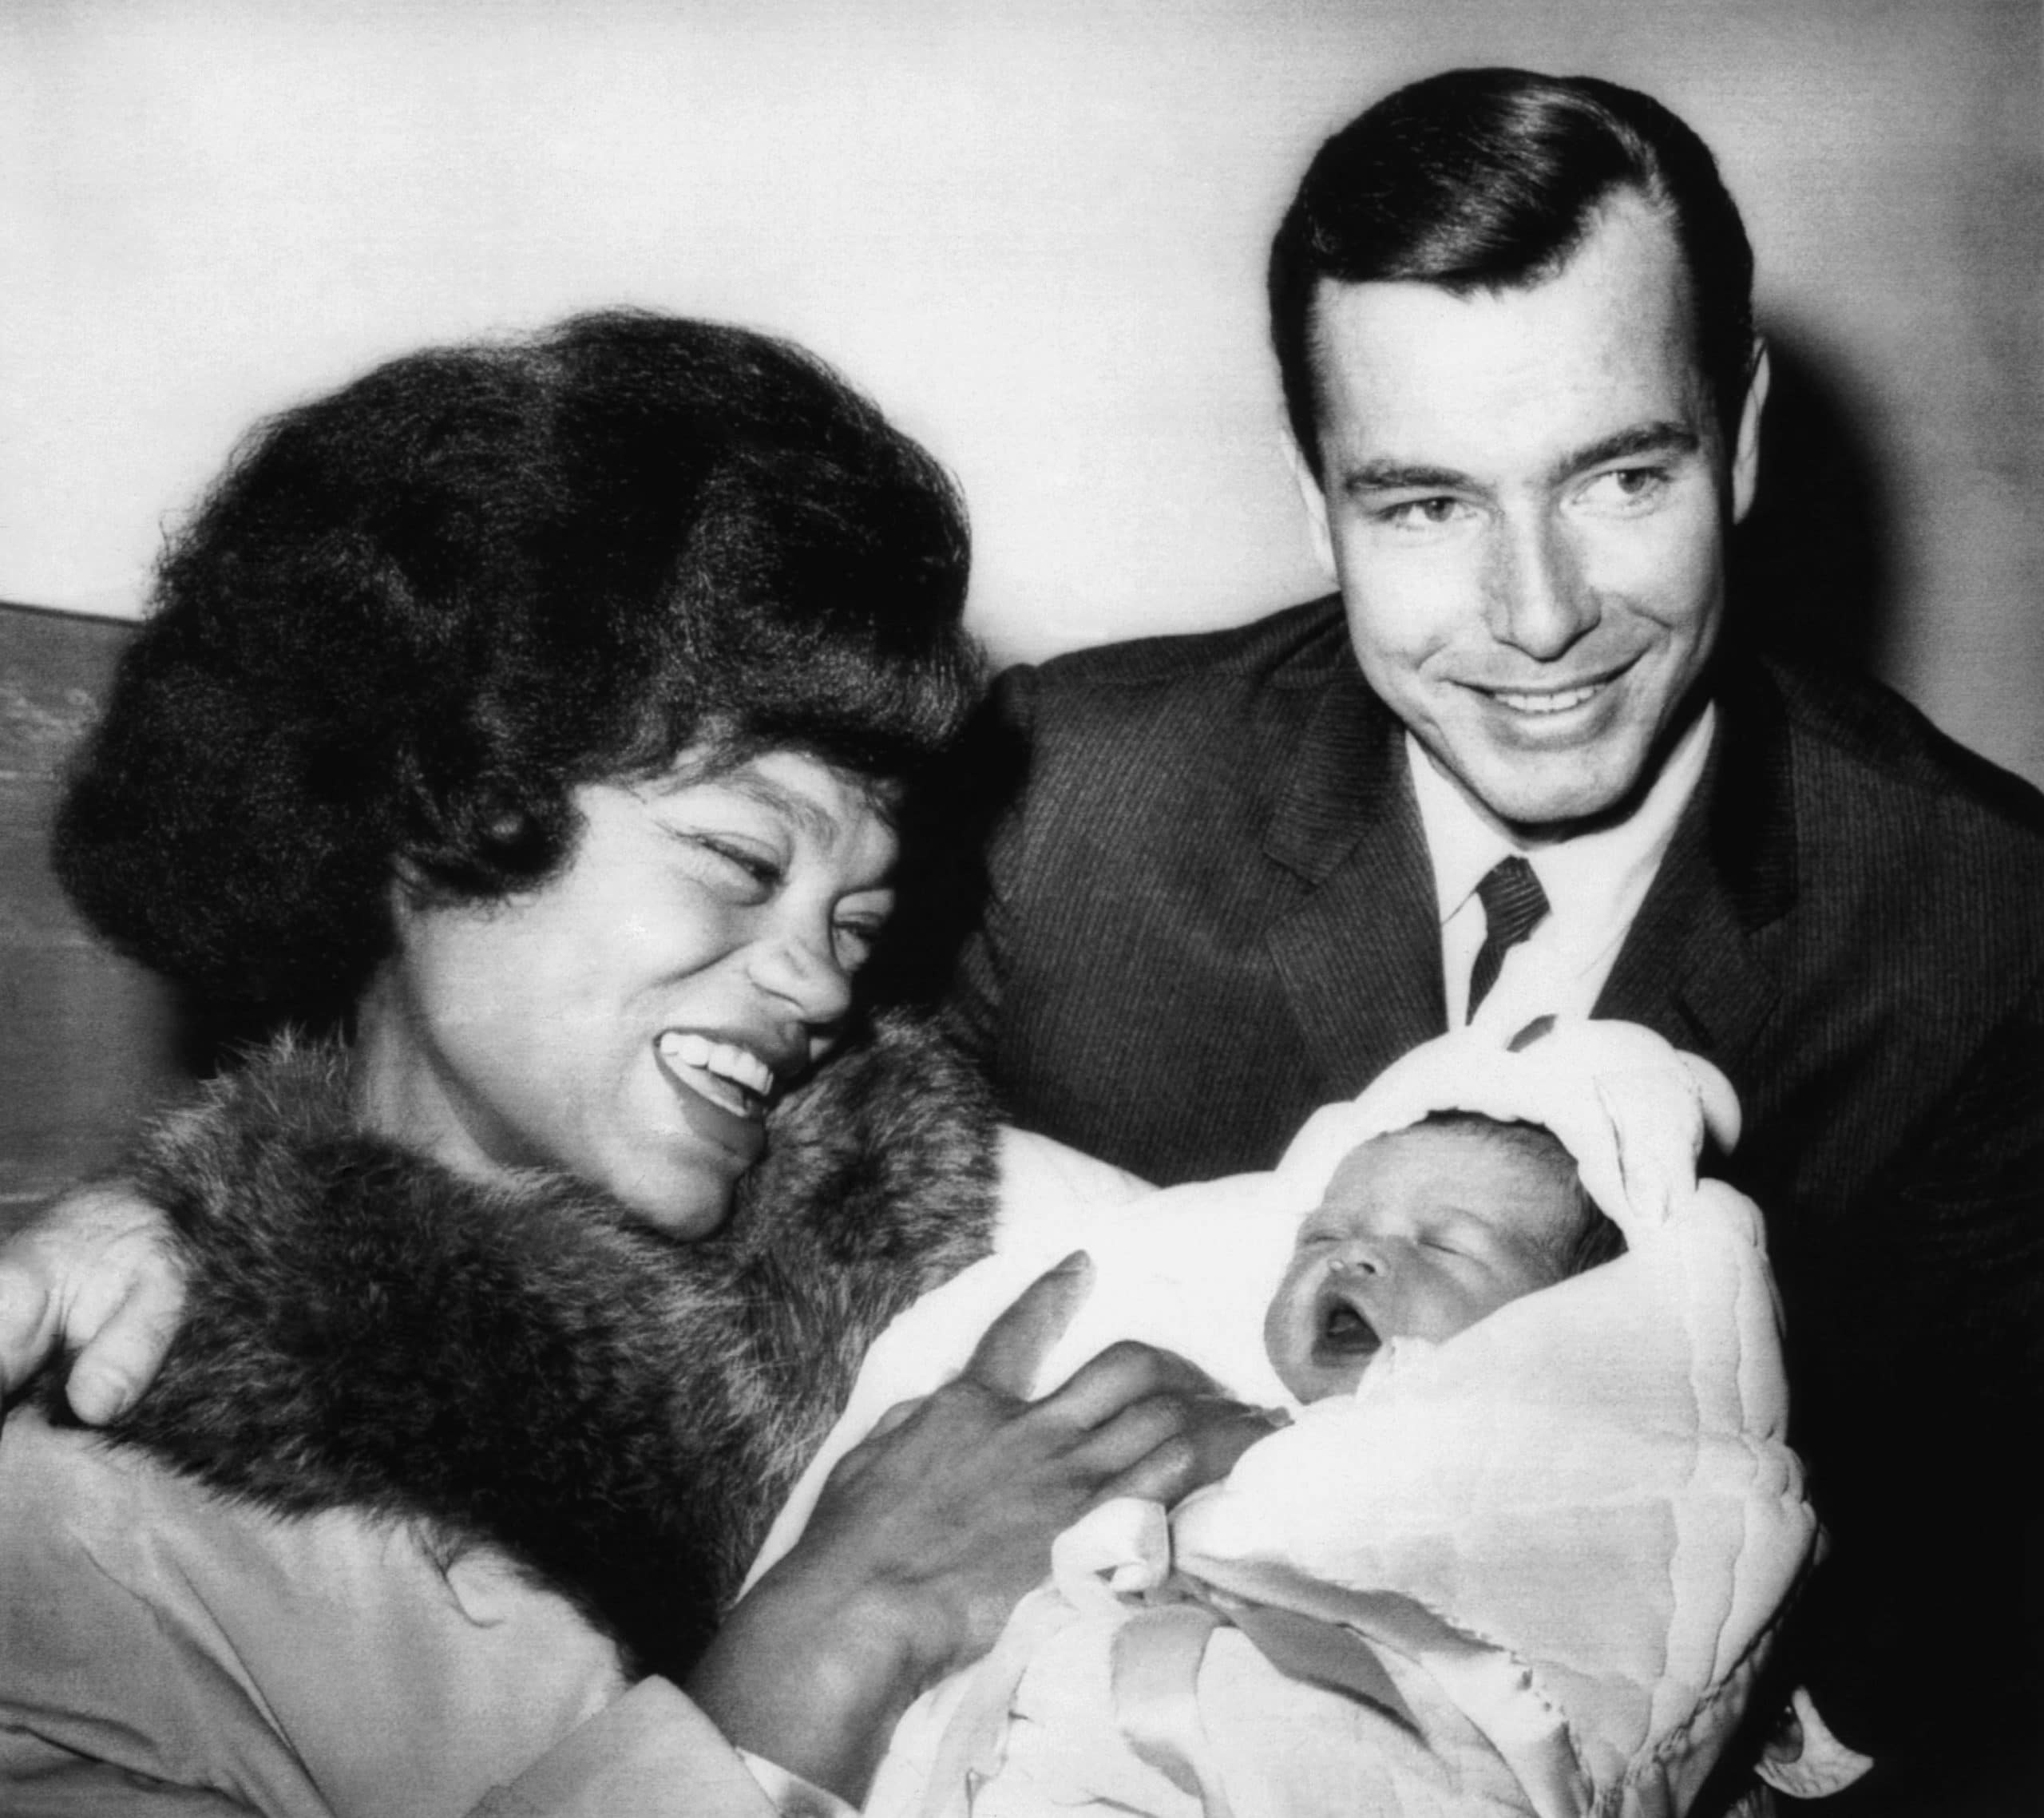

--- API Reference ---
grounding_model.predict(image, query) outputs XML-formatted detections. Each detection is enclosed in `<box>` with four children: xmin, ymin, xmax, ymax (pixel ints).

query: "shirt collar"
<box><xmin>1408</xmin><ymin>703</ymin><xmax>1717</xmax><ymax>927</ymax></box>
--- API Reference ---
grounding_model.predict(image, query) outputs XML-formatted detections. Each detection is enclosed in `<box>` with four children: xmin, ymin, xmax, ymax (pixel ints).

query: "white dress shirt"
<box><xmin>1408</xmin><ymin>705</ymin><xmax>1717</xmax><ymax>1036</ymax></box>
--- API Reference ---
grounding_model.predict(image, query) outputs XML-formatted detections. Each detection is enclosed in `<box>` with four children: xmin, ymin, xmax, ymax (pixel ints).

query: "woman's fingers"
<box><xmin>1034</xmin><ymin>1336</ymin><xmax>1224</xmax><ymax>1429</ymax></box>
<box><xmin>1049</xmin><ymin>1341</ymin><xmax>1286</xmax><ymax>1505</ymax></box>
<box><xmin>64</xmin><ymin>1262</ymin><xmax>187</xmax><ymax>1424</ymax></box>
<box><xmin>960</xmin><ymin>1250</ymin><xmax>1092</xmax><ymax>1399</ymax></box>
<box><xmin>862</xmin><ymin>1396</ymin><xmax>924</xmax><ymax>1442</ymax></box>
<box><xmin>0</xmin><ymin>1182</ymin><xmax>186</xmax><ymax>1420</ymax></box>
<box><xmin>0</xmin><ymin>1255</ymin><xmax>60</xmax><ymax>1400</ymax></box>
<box><xmin>781</xmin><ymin>1299</ymin><xmax>1283</xmax><ymax>1698</ymax></box>
<box><xmin>1099</xmin><ymin>1400</ymin><xmax>1288</xmax><ymax>1506</ymax></box>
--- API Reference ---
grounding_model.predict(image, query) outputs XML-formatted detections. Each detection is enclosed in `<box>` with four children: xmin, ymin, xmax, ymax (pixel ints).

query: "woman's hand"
<box><xmin>786</xmin><ymin>1258</ymin><xmax>1277</xmax><ymax>1677</ymax></box>
<box><xmin>688</xmin><ymin>1253</ymin><xmax>1279</xmax><ymax>1800</ymax></box>
<box><xmin>0</xmin><ymin>1182</ymin><xmax>186</xmax><ymax>1420</ymax></box>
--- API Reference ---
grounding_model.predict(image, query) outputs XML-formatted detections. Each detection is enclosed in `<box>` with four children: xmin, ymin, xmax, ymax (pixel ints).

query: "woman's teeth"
<box><xmin>656</xmin><ymin>1032</ymin><xmax>774</xmax><ymax>1115</ymax></box>
<box><xmin>1493</xmin><ymin>682</ymin><xmax>1601</xmax><ymax>715</ymax></box>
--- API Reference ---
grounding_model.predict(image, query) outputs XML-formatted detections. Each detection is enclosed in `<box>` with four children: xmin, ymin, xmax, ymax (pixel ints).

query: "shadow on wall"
<box><xmin>1728</xmin><ymin>325</ymin><xmax>1900</xmax><ymax>676</ymax></box>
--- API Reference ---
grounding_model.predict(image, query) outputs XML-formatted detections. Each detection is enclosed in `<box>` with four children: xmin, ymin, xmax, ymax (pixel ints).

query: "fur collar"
<box><xmin>91</xmin><ymin>1014</ymin><xmax>997</xmax><ymax>1681</ymax></box>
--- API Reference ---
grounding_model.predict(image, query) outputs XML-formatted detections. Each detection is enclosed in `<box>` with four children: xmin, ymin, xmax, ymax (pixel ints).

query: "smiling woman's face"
<box><xmin>354</xmin><ymin>747</ymin><xmax>899</xmax><ymax>1236</ymax></box>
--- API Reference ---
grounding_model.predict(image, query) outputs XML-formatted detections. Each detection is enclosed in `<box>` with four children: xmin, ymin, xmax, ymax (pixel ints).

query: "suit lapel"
<box><xmin>1256</xmin><ymin>650</ymin><xmax>1797</xmax><ymax>1096</ymax></box>
<box><xmin>1595</xmin><ymin>661</ymin><xmax>1796</xmax><ymax>1075</ymax></box>
<box><xmin>1595</xmin><ymin>812</ymin><xmax>1778</xmax><ymax>1063</ymax></box>
<box><xmin>1263</xmin><ymin>662</ymin><xmax>1445</xmax><ymax>1095</ymax></box>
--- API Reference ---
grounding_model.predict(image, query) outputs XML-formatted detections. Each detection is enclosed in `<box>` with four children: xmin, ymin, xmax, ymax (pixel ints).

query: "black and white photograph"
<box><xmin>2</xmin><ymin>4</ymin><xmax>2038</xmax><ymax>1816</ymax></box>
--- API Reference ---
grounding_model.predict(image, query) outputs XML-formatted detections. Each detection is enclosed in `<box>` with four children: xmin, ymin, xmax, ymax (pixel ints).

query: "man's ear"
<box><xmin>1284</xmin><ymin>432</ymin><xmax>1337</xmax><ymax>576</ymax></box>
<box><xmin>1729</xmin><ymin>336</ymin><xmax>1770</xmax><ymax>525</ymax></box>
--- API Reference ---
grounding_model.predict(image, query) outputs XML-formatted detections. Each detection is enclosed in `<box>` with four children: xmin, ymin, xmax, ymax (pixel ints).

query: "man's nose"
<box><xmin>1486</xmin><ymin>515</ymin><xmax>1598</xmax><ymax>660</ymax></box>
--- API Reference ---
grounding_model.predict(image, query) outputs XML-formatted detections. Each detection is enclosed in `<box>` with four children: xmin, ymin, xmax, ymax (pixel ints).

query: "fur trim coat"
<box><xmin>75</xmin><ymin>1015</ymin><xmax>999</xmax><ymax>1687</ymax></box>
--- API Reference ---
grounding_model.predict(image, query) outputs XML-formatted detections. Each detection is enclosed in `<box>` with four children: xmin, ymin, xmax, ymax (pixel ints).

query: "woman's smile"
<box><xmin>653</xmin><ymin>1027</ymin><xmax>808</xmax><ymax>1168</ymax></box>
<box><xmin>657</xmin><ymin>1032</ymin><xmax>780</xmax><ymax>1113</ymax></box>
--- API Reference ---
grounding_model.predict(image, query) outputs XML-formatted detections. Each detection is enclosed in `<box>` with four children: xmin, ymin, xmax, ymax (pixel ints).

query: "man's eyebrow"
<box><xmin>1553</xmin><ymin>421</ymin><xmax>1701</xmax><ymax>480</ymax></box>
<box><xmin>1335</xmin><ymin>422</ymin><xmax>1703</xmax><ymax>500</ymax></box>
<box><xmin>1337</xmin><ymin>459</ymin><xmax>1475</xmax><ymax>498</ymax></box>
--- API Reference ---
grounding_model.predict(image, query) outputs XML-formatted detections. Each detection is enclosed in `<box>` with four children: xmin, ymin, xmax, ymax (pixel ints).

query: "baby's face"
<box><xmin>1263</xmin><ymin>1123</ymin><xmax>1582</xmax><ymax>1403</ymax></box>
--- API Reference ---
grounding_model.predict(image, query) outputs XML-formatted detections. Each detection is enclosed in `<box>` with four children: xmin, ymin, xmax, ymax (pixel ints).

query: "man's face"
<box><xmin>1299</xmin><ymin>193</ymin><xmax>1764</xmax><ymax>836</ymax></box>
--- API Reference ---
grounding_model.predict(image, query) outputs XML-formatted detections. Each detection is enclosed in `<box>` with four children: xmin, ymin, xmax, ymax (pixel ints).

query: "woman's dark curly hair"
<box><xmin>54</xmin><ymin>311</ymin><xmax>980</xmax><ymax>1025</ymax></box>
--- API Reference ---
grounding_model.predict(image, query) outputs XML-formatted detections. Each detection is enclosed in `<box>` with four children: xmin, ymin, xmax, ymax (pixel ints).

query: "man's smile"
<box><xmin>1487</xmin><ymin>680</ymin><xmax>1603</xmax><ymax>715</ymax></box>
<box><xmin>1448</xmin><ymin>657</ymin><xmax>1642</xmax><ymax>743</ymax></box>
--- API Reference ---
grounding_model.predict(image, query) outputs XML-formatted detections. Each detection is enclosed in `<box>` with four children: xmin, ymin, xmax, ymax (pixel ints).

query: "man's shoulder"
<box><xmin>1729</xmin><ymin>657</ymin><xmax>2044</xmax><ymax>986</ymax></box>
<box><xmin>1760</xmin><ymin>656</ymin><xmax>2044</xmax><ymax>854</ymax></box>
<box><xmin>976</xmin><ymin>596</ymin><xmax>1385</xmax><ymax>870</ymax></box>
<box><xmin>993</xmin><ymin>596</ymin><xmax>1369</xmax><ymax>780</ymax></box>
<box><xmin>1024</xmin><ymin>595</ymin><xmax>1355</xmax><ymax>703</ymax></box>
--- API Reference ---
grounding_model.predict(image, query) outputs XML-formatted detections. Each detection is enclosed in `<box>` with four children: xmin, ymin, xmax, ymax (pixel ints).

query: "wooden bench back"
<box><xmin>1</xmin><ymin>603</ymin><xmax>193</xmax><ymax>1233</ymax></box>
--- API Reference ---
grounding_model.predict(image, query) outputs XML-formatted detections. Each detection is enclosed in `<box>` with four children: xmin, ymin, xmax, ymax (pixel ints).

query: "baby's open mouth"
<box><xmin>1314</xmin><ymin>1286</ymin><xmax>1381</xmax><ymax>1364</ymax></box>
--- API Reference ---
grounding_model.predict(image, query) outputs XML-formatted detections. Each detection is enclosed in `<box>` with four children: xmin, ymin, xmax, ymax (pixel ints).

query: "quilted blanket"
<box><xmin>751</xmin><ymin>1020</ymin><xmax>1821</xmax><ymax>1817</ymax></box>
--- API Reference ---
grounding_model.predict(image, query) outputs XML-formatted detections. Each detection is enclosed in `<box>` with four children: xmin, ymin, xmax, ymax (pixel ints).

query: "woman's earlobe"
<box><xmin>386</xmin><ymin>861</ymin><xmax>427</xmax><ymax>917</ymax></box>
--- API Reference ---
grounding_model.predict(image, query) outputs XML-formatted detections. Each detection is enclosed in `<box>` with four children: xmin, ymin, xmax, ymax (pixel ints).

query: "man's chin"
<box><xmin>1460</xmin><ymin>750</ymin><xmax>1646</xmax><ymax>840</ymax></box>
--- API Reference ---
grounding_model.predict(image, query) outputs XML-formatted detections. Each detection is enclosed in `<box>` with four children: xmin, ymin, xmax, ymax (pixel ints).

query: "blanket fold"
<box><xmin>773</xmin><ymin>1020</ymin><xmax>1820</xmax><ymax>1818</ymax></box>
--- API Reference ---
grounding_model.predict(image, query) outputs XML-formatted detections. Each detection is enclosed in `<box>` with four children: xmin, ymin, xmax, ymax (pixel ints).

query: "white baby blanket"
<box><xmin>751</xmin><ymin>1020</ymin><xmax>1821</xmax><ymax>1817</ymax></box>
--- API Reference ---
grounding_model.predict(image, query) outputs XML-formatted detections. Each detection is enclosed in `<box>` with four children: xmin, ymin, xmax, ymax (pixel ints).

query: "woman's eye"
<box><xmin>1378</xmin><ymin>495</ymin><xmax>1468</xmax><ymax>531</ymax></box>
<box><xmin>832</xmin><ymin>917</ymin><xmax>883</xmax><ymax>972</ymax></box>
<box><xmin>689</xmin><ymin>837</ymin><xmax>782</xmax><ymax>897</ymax></box>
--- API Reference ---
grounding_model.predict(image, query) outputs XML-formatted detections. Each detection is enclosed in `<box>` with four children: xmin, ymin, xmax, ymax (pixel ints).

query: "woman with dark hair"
<box><xmin>0</xmin><ymin>311</ymin><xmax>1255</xmax><ymax>1816</ymax></box>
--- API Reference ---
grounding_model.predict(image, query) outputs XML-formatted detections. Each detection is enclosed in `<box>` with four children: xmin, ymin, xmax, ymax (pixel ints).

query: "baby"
<box><xmin>757</xmin><ymin>1020</ymin><xmax>1824</xmax><ymax>1818</ymax></box>
<box><xmin>1262</xmin><ymin>1109</ymin><xmax>1622</xmax><ymax>1404</ymax></box>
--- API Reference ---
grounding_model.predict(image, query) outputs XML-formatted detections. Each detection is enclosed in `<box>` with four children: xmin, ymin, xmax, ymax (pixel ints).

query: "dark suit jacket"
<box><xmin>951</xmin><ymin>596</ymin><xmax>2044</xmax><ymax>1785</ymax></box>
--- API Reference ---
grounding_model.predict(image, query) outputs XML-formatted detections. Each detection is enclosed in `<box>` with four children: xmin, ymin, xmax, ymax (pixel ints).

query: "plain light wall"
<box><xmin>2</xmin><ymin>0</ymin><xmax>2038</xmax><ymax>782</ymax></box>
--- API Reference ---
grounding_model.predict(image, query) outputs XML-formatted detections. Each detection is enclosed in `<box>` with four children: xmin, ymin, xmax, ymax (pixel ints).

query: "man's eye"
<box><xmin>1378</xmin><ymin>496</ymin><xmax>1468</xmax><ymax>530</ymax></box>
<box><xmin>1581</xmin><ymin>466</ymin><xmax>1669</xmax><ymax>509</ymax></box>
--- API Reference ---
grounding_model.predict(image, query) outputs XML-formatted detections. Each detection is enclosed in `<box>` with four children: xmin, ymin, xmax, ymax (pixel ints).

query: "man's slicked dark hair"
<box><xmin>1270</xmin><ymin>67</ymin><xmax>1757</xmax><ymax>470</ymax></box>
<box><xmin>55</xmin><ymin>311</ymin><xmax>979</xmax><ymax>1024</ymax></box>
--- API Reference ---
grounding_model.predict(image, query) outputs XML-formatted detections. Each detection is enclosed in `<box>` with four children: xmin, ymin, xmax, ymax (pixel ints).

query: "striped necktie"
<box><xmin>1467</xmin><ymin>856</ymin><xmax>1549</xmax><ymax>1018</ymax></box>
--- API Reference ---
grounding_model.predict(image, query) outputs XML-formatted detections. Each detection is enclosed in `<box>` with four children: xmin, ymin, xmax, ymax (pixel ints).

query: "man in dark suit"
<box><xmin>951</xmin><ymin>69</ymin><xmax>2042</xmax><ymax>1810</ymax></box>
